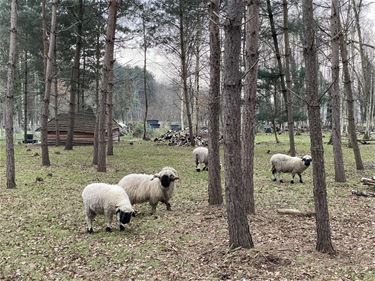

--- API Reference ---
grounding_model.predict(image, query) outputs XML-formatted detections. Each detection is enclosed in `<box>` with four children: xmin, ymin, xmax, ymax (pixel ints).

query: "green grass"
<box><xmin>0</xmin><ymin>134</ymin><xmax>374</xmax><ymax>280</ymax></box>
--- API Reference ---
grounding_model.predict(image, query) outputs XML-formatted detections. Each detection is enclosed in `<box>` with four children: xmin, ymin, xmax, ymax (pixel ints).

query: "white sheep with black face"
<box><xmin>82</xmin><ymin>183</ymin><xmax>135</xmax><ymax>233</ymax></box>
<box><xmin>270</xmin><ymin>153</ymin><xmax>312</xmax><ymax>183</ymax></box>
<box><xmin>118</xmin><ymin>167</ymin><xmax>179</xmax><ymax>214</ymax></box>
<box><xmin>193</xmin><ymin>147</ymin><xmax>208</xmax><ymax>172</ymax></box>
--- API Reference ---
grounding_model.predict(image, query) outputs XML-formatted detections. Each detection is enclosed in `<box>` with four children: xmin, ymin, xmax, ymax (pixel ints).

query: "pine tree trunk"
<box><xmin>241</xmin><ymin>0</ymin><xmax>260</xmax><ymax>214</ymax></box>
<box><xmin>338</xmin><ymin>6</ymin><xmax>364</xmax><ymax>170</ymax></box>
<box><xmin>351</xmin><ymin>0</ymin><xmax>371</xmax><ymax>139</ymax></box>
<box><xmin>207</xmin><ymin>0</ymin><xmax>223</xmax><ymax>206</ymax></box>
<box><xmin>142</xmin><ymin>17</ymin><xmax>149</xmax><ymax>141</ymax></box>
<box><xmin>282</xmin><ymin>0</ymin><xmax>296</xmax><ymax>156</ymax></box>
<box><xmin>266</xmin><ymin>0</ymin><xmax>295</xmax><ymax>156</ymax></box>
<box><xmin>65</xmin><ymin>0</ymin><xmax>83</xmax><ymax>150</ymax></box>
<box><xmin>41</xmin><ymin>0</ymin><xmax>58</xmax><ymax>166</ymax></box>
<box><xmin>53</xmin><ymin>38</ymin><xmax>60</xmax><ymax>146</ymax></box>
<box><xmin>223</xmin><ymin>0</ymin><xmax>253</xmax><ymax>249</ymax></box>
<box><xmin>302</xmin><ymin>0</ymin><xmax>335</xmax><ymax>254</ymax></box>
<box><xmin>5</xmin><ymin>0</ymin><xmax>17</xmax><ymax>189</ymax></box>
<box><xmin>97</xmin><ymin>0</ymin><xmax>118</xmax><ymax>172</ymax></box>
<box><xmin>107</xmin><ymin>63</ymin><xmax>114</xmax><ymax>155</ymax></box>
<box><xmin>330</xmin><ymin>0</ymin><xmax>346</xmax><ymax>182</ymax></box>
<box><xmin>23</xmin><ymin>49</ymin><xmax>28</xmax><ymax>144</ymax></box>
<box><xmin>93</xmin><ymin>28</ymin><xmax>100</xmax><ymax>165</ymax></box>
<box><xmin>179</xmin><ymin>1</ymin><xmax>195</xmax><ymax>146</ymax></box>
<box><xmin>42</xmin><ymin>0</ymin><xmax>48</xmax><ymax>76</ymax></box>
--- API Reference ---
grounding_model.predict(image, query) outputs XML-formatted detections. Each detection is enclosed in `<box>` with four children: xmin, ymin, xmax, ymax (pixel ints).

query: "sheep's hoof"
<box><xmin>272</xmin><ymin>178</ymin><xmax>277</xmax><ymax>182</ymax></box>
<box><xmin>119</xmin><ymin>225</ymin><xmax>125</xmax><ymax>231</ymax></box>
<box><xmin>196</xmin><ymin>168</ymin><xmax>201</xmax><ymax>172</ymax></box>
<box><xmin>87</xmin><ymin>228</ymin><xmax>94</xmax><ymax>234</ymax></box>
<box><xmin>300</xmin><ymin>180</ymin><xmax>303</xmax><ymax>183</ymax></box>
<box><xmin>279</xmin><ymin>180</ymin><xmax>284</xmax><ymax>183</ymax></box>
<box><xmin>105</xmin><ymin>227</ymin><xmax>112</xmax><ymax>232</ymax></box>
<box><xmin>290</xmin><ymin>180</ymin><xmax>294</xmax><ymax>184</ymax></box>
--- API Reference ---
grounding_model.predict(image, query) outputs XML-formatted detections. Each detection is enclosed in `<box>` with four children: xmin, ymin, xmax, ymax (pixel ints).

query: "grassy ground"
<box><xmin>0</xmin><ymin>133</ymin><xmax>374</xmax><ymax>280</ymax></box>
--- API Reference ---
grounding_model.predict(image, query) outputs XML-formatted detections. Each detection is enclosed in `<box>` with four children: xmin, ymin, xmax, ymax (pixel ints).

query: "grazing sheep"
<box><xmin>270</xmin><ymin>153</ymin><xmax>312</xmax><ymax>183</ymax></box>
<box><xmin>118</xmin><ymin>167</ymin><xmax>179</xmax><ymax>214</ymax></box>
<box><xmin>193</xmin><ymin>147</ymin><xmax>208</xmax><ymax>172</ymax></box>
<box><xmin>82</xmin><ymin>183</ymin><xmax>135</xmax><ymax>233</ymax></box>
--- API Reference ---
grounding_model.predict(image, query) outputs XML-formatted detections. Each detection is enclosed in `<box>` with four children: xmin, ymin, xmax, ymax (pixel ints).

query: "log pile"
<box><xmin>360</xmin><ymin>177</ymin><xmax>375</xmax><ymax>186</ymax></box>
<box><xmin>351</xmin><ymin>177</ymin><xmax>375</xmax><ymax>197</ymax></box>
<box><xmin>153</xmin><ymin>129</ymin><xmax>209</xmax><ymax>146</ymax></box>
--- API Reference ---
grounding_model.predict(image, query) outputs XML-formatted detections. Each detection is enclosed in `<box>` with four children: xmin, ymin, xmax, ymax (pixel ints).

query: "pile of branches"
<box><xmin>154</xmin><ymin>129</ymin><xmax>208</xmax><ymax>147</ymax></box>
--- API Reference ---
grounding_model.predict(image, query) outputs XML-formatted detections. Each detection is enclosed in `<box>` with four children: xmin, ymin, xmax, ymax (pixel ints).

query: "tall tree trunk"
<box><xmin>42</xmin><ymin>0</ymin><xmax>48</xmax><ymax>76</ymax></box>
<box><xmin>338</xmin><ymin>6</ymin><xmax>364</xmax><ymax>170</ymax></box>
<box><xmin>81</xmin><ymin>47</ymin><xmax>86</xmax><ymax>111</ymax></box>
<box><xmin>65</xmin><ymin>0</ymin><xmax>84</xmax><ymax>150</ymax></box>
<box><xmin>207</xmin><ymin>0</ymin><xmax>223</xmax><ymax>206</ymax></box>
<box><xmin>266</xmin><ymin>0</ymin><xmax>295</xmax><ymax>156</ymax></box>
<box><xmin>53</xmin><ymin>37</ymin><xmax>60</xmax><ymax>146</ymax></box>
<box><xmin>107</xmin><ymin>63</ymin><xmax>114</xmax><ymax>155</ymax></box>
<box><xmin>97</xmin><ymin>0</ymin><xmax>118</xmax><ymax>172</ymax></box>
<box><xmin>179</xmin><ymin>1</ymin><xmax>195</xmax><ymax>146</ymax></box>
<box><xmin>41</xmin><ymin>0</ymin><xmax>58</xmax><ymax>166</ymax></box>
<box><xmin>330</xmin><ymin>0</ymin><xmax>346</xmax><ymax>182</ymax></box>
<box><xmin>93</xmin><ymin>28</ymin><xmax>100</xmax><ymax>165</ymax></box>
<box><xmin>23</xmin><ymin>49</ymin><xmax>28</xmax><ymax>144</ymax></box>
<box><xmin>223</xmin><ymin>0</ymin><xmax>253</xmax><ymax>248</ymax></box>
<box><xmin>142</xmin><ymin>17</ymin><xmax>149</xmax><ymax>141</ymax></box>
<box><xmin>5</xmin><ymin>0</ymin><xmax>17</xmax><ymax>189</ymax></box>
<box><xmin>302</xmin><ymin>0</ymin><xmax>335</xmax><ymax>254</ymax></box>
<box><xmin>282</xmin><ymin>0</ymin><xmax>296</xmax><ymax>156</ymax></box>
<box><xmin>272</xmin><ymin>83</ymin><xmax>280</xmax><ymax>144</ymax></box>
<box><xmin>194</xmin><ymin>20</ymin><xmax>201</xmax><ymax>135</ymax></box>
<box><xmin>351</xmin><ymin>0</ymin><xmax>371</xmax><ymax>139</ymax></box>
<box><xmin>242</xmin><ymin>0</ymin><xmax>260</xmax><ymax>214</ymax></box>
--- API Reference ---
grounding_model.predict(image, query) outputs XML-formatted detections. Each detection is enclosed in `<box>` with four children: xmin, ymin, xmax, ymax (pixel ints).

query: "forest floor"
<box><xmin>0</xmin><ymin>133</ymin><xmax>374</xmax><ymax>280</ymax></box>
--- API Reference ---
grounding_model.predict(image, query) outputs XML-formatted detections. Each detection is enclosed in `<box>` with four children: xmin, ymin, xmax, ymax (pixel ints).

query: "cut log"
<box><xmin>351</xmin><ymin>190</ymin><xmax>375</xmax><ymax>197</ymax></box>
<box><xmin>277</xmin><ymin>208</ymin><xmax>315</xmax><ymax>217</ymax></box>
<box><xmin>360</xmin><ymin>177</ymin><xmax>375</xmax><ymax>186</ymax></box>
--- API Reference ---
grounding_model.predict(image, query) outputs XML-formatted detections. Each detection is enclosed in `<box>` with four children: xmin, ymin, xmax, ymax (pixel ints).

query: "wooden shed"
<box><xmin>45</xmin><ymin>109</ymin><xmax>120</xmax><ymax>145</ymax></box>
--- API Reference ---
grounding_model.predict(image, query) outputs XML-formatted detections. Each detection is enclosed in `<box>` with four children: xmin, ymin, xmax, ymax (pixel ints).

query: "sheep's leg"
<box><xmin>279</xmin><ymin>173</ymin><xmax>284</xmax><ymax>183</ymax></box>
<box><xmin>85</xmin><ymin>209</ymin><xmax>95</xmax><ymax>233</ymax></box>
<box><xmin>291</xmin><ymin>173</ymin><xmax>295</xmax><ymax>184</ymax></box>
<box><xmin>196</xmin><ymin>158</ymin><xmax>201</xmax><ymax>172</ymax></box>
<box><xmin>271</xmin><ymin>165</ymin><xmax>277</xmax><ymax>181</ymax></box>
<box><xmin>203</xmin><ymin>164</ymin><xmax>208</xmax><ymax>171</ymax></box>
<box><xmin>298</xmin><ymin>173</ymin><xmax>303</xmax><ymax>183</ymax></box>
<box><xmin>150</xmin><ymin>203</ymin><xmax>158</xmax><ymax>214</ymax></box>
<box><xmin>104</xmin><ymin>210</ymin><xmax>113</xmax><ymax>232</ymax></box>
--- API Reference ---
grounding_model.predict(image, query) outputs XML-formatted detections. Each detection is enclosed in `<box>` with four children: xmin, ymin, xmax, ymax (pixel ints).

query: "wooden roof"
<box><xmin>47</xmin><ymin>109</ymin><xmax>120</xmax><ymax>133</ymax></box>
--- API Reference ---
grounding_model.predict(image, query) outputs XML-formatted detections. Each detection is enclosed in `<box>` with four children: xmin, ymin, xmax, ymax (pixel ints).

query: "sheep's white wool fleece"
<box><xmin>82</xmin><ymin>183</ymin><xmax>134</xmax><ymax>214</ymax></box>
<box><xmin>193</xmin><ymin>147</ymin><xmax>208</xmax><ymax>164</ymax></box>
<box><xmin>118</xmin><ymin>167</ymin><xmax>178</xmax><ymax>205</ymax></box>
<box><xmin>270</xmin><ymin>153</ymin><xmax>311</xmax><ymax>174</ymax></box>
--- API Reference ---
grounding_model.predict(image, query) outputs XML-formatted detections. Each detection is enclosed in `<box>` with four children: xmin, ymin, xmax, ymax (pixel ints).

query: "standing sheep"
<box><xmin>270</xmin><ymin>153</ymin><xmax>312</xmax><ymax>183</ymax></box>
<box><xmin>193</xmin><ymin>147</ymin><xmax>208</xmax><ymax>172</ymax></box>
<box><xmin>82</xmin><ymin>183</ymin><xmax>135</xmax><ymax>233</ymax></box>
<box><xmin>118</xmin><ymin>167</ymin><xmax>179</xmax><ymax>214</ymax></box>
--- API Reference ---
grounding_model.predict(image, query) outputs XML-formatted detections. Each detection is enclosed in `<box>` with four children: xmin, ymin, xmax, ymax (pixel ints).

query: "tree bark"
<box><xmin>65</xmin><ymin>0</ymin><xmax>84</xmax><ymax>150</ymax></box>
<box><xmin>223</xmin><ymin>0</ymin><xmax>253</xmax><ymax>248</ymax></box>
<box><xmin>330</xmin><ymin>0</ymin><xmax>346</xmax><ymax>182</ymax></box>
<box><xmin>5</xmin><ymin>0</ymin><xmax>18</xmax><ymax>189</ymax></box>
<box><xmin>282</xmin><ymin>0</ymin><xmax>296</xmax><ymax>156</ymax></box>
<box><xmin>107</xmin><ymin>61</ymin><xmax>114</xmax><ymax>155</ymax></box>
<box><xmin>23</xmin><ymin>49</ymin><xmax>28</xmax><ymax>144</ymax></box>
<box><xmin>93</xmin><ymin>27</ymin><xmax>100</xmax><ymax>165</ymax></box>
<box><xmin>266</xmin><ymin>0</ymin><xmax>295</xmax><ymax>156</ymax></box>
<box><xmin>142</xmin><ymin>17</ymin><xmax>149</xmax><ymax>141</ymax></box>
<box><xmin>42</xmin><ymin>0</ymin><xmax>48</xmax><ymax>76</ymax></box>
<box><xmin>194</xmin><ymin>20</ymin><xmax>201</xmax><ymax>135</ymax></box>
<box><xmin>241</xmin><ymin>0</ymin><xmax>260</xmax><ymax>214</ymax></box>
<box><xmin>207</xmin><ymin>0</ymin><xmax>223</xmax><ymax>206</ymax></box>
<box><xmin>338</xmin><ymin>5</ymin><xmax>364</xmax><ymax>170</ymax></box>
<box><xmin>351</xmin><ymin>0</ymin><xmax>371</xmax><ymax>139</ymax></box>
<box><xmin>179</xmin><ymin>1</ymin><xmax>195</xmax><ymax>146</ymax></box>
<box><xmin>302</xmin><ymin>0</ymin><xmax>335</xmax><ymax>254</ymax></box>
<box><xmin>97</xmin><ymin>0</ymin><xmax>118</xmax><ymax>172</ymax></box>
<box><xmin>53</xmin><ymin>37</ymin><xmax>60</xmax><ymax>146</ymax></box>
<box><xmin>41</xmin><ymin>0</ymin><xmax>58</xmax><ymax>166</ymax></box>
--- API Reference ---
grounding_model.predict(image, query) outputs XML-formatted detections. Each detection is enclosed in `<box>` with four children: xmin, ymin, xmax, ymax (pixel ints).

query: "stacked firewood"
<box><xmin>154</xmin><ymin>129</ymin><xmax>209</xmax><ymax>147</ymax></box>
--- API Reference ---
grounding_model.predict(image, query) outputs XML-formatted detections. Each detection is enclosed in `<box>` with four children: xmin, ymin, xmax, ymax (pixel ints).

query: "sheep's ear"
<box><xmin>115</xmin><ymin>209</ymin><xmax>120</xmax><ymax>214</ymax></box>
<box><xmin>151</xmin><ymin>174</ymin><xmax>160</xmax><ymax>181</ymax></box>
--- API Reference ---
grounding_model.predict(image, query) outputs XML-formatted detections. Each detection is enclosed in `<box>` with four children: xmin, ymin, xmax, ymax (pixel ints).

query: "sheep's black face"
<box><xmin>118</xmin><ymin>211</ymin><xmax>132</xmax><ymax>224</ymax></box>
<box><xmin>303</xmin><ymin>158</ymin><xmax>312</xmax><ymax>166</ymax></box>
<box><xmin>160</xmin><ymin>174</ymin><xmax>172</xmax><ymax>188</ymax></box>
